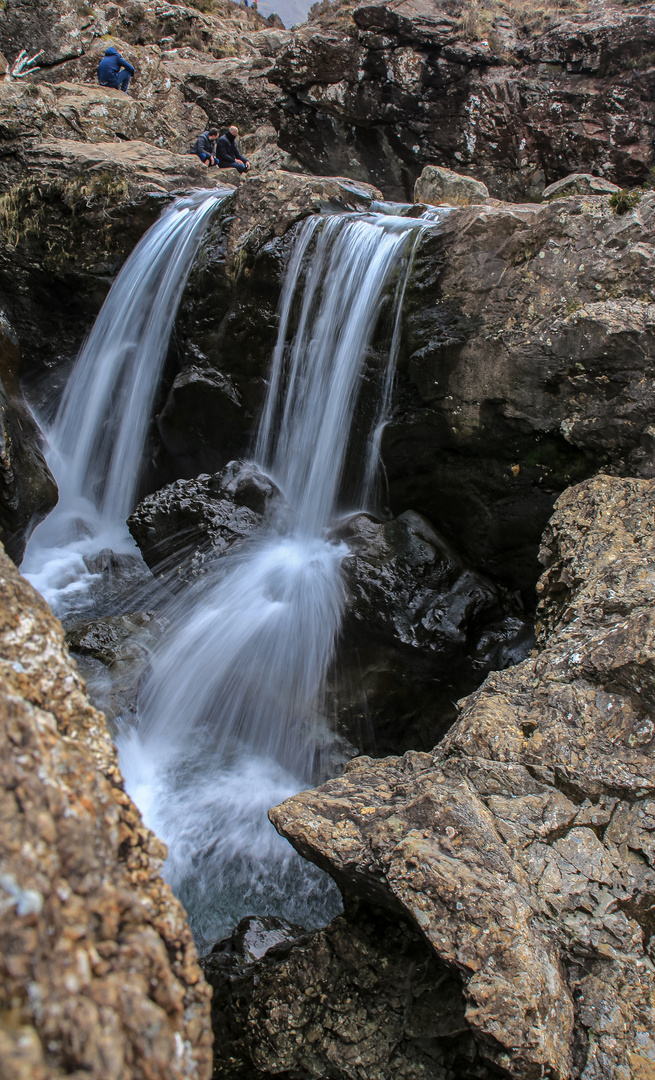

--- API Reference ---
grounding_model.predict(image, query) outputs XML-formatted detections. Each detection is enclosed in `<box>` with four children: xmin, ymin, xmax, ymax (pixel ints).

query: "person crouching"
<box><xmin>216</xmin><ymin>126</ymin><xmax>250</xmax><ymax>174</ymax></box>
<box><xmin>97</xmin><ymin>46</ymin><xmax>135</xmax><ymax>93</ymax></box>
<box><xmin>192</xmin><ymin>128</ymin><xmax>220</xmax><ymax>167</ymax></box>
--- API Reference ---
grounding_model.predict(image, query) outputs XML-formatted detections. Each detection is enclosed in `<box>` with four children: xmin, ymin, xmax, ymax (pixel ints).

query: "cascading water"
<box><xmin>22</xmin><ymin>188</ymin><xmax>230</xmax><ymax>614</ymax></box>
<box><xmin>119</xmin><ymin>210</ymin><xmax>442</xmax><ymax>946</ymax></box>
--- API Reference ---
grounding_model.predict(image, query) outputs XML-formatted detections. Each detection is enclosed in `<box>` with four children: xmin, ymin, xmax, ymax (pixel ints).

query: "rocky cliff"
<box><xmin>272</xmin><ymin>0</ymin><xmax>655</xmax><ymax>201</ymax></box>
<box><xmin>0</xmin><ymin>543</ymin><xmax>212</xmax><ymax>1079</ymax></box>
<box><xmin>200</xmin><ymin>473</ymin><xmax>655</xmax><ymax>1080</ymax></box>
<box><xmin>1</xmin><ymin>1</ymin><xmax>655</xmax><ymax>1078</ymax></box>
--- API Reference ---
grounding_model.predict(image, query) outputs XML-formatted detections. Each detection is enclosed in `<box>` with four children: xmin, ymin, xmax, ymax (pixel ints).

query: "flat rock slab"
<box><xmin>19</xmin><ymin>136</ymin><xmax>227</xmax><ymax>191</ymax></box>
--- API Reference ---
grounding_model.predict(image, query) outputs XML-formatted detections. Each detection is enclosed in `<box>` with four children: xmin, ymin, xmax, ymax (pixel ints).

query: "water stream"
<box><xmin>22</xmin><ymin>194</ymin><xmax>446</xmax><ymax>948</ymax></box>
<box><xmin>120</xmin><ymin>211</ymin><xmax>439</xmax><ymax>945</ymax></box>
<box><xmin>23</xmin><ymin>188</ymin><xmax>230</xmax><ymax>613</ymax></box>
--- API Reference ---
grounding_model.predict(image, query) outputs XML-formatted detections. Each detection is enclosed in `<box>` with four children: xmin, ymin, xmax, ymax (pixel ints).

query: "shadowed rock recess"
<box><xmin>200</xmin><ymin>474</ymin><xmax>655</xmax><ymax>1079</ymax></box>
<box><xmin>0</xmin><ymin>545</ymin><xmax>212</xmax><ymax>1079</ymax></box>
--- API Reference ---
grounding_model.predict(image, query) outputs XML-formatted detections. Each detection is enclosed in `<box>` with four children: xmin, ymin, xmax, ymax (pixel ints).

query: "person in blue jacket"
<box><xmin>97</xmin><ymin>47</ymin><xmax>135</xmax><ymax>93</ymax></box>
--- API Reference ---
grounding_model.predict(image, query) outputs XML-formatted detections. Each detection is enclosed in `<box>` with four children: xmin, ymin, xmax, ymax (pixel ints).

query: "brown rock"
<box><xmin>269</xmin><ymin>474</ymin><xmax>655</xmax><ymax>1080</ymax></box>
<box><xmin>0</xmin><ymin>543</ymin><xmax>212</xmax><ymax>1078</ymax></box>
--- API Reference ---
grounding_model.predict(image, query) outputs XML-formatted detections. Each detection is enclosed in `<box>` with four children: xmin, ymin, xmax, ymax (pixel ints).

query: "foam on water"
<box><xmin>118</xmin><ymin>210</ymin><xmax>449</xmax><ymax>944</ymax></box>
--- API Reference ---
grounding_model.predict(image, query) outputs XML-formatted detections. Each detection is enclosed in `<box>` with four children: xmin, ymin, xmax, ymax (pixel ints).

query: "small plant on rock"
<box><xmin>609</xmin><ymin>188</ymin><xmax>642</xmax><ymax>215</ymax></box>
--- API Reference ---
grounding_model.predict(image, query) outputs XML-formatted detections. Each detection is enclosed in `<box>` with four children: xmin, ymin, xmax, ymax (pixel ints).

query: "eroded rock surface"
<box><xmin>0</xmin><ymin>543</ymin><xmax>212</xmax><ymax>1078</ymax></box>
<box><xmin>266</xmin><ymin>474</ymin><xmax>655</xmax><ymax>1080</ymax></box>
<box><xmin>271</xmin><ymin>0</ymin><xmax>655</xmax><ymax>200</ymax></box>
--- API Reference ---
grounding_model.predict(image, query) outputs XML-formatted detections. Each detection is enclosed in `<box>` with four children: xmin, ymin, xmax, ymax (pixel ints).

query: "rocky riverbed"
<box><xmin>1</xmin><ymin>0</ymin><xmax>655</xmax><ymax>1078</ymax></box>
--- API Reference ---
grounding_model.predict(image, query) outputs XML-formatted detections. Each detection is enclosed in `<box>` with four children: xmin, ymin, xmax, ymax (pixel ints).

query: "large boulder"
<box><xmin>331</xmin><ymin>510</ymin><xmax>532</xmax><ymax>753</ymax></box>
<box><xmin>267</xmin><ymin>474</ymin><xmax>655</xmax><ymax>1080</ymax></box>
<box><xmin>414</xmin><ymin>165</ymin><xmax>489</xmax><ymax>207</ymax></box>
<box><xmin>0</xmin><ymin>542</ymin><xmax>212</xmax><ymax>1079</ymax></box>
<box><xmin>202</xmin><ymin>909</ymin><xmax>488</xmax><ymax>1079</ymax></box>
<box><xmin>541</xmin><ymin>171</ymin><xmax>622</xmax><ymax>200</ymax></box>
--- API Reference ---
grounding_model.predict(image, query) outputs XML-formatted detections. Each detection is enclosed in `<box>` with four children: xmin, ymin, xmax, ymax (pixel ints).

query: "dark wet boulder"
<box><xmin>128</xmin><ymin>460</ymin><xmax>283</xmax><ymax>586</ymax></box>
<box><xmin>332</xmin><ymin>510</ymin><xmax>532</xmax><ymax>754</ymax></box>
<box><xmin>201</xmin><ymin>905</ymin><xmax>492</xmax><ymax>1080</ymax></box>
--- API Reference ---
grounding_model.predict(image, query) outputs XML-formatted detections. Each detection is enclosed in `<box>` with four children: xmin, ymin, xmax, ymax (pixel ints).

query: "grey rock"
<box><xmin>541</xmin><ymin>172</ymin><xmax>622</xmax><ymax>200</ymax></box>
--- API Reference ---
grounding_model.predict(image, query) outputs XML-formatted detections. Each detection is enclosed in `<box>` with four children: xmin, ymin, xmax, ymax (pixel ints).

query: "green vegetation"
<box><xmin>609</xmin><ymin>188</ymin><xmax>642</xmax><ymax>215</ymax></box>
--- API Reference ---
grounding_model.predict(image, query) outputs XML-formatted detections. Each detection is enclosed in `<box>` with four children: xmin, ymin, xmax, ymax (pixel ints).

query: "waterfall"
<box><xmin>119</xmin><ymin>210</ymin><xmax>441</xmax><ymax>946</ymax></box>
<box><xmin>22</xmin><ymin>188</ymin><xmax>229</xmax><ymax>612</ymax></box>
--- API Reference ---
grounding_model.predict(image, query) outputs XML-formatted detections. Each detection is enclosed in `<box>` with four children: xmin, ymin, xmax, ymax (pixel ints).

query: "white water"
<box><xmin>120</xmin><ymin>210</ymin><xmax>442</xmax><ymax>945</ymax></box>
<box><xmin>22</xmin><ymin>188</ymin><xmax>229</xmax><ymax>614</ymax></box>
<box><xmin>21</xmin><ymin>191</ymin><xmax>447</xmax><ymax>946</ymax></box>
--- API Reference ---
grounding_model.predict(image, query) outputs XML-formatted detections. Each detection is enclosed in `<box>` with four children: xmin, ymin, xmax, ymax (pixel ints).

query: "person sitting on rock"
<box><xmin>192</xmin><ymin>128</ymin><xmax>220</xmax><ymax>167</ymax></box>
<box><xmin>215</xmin><ymin>126</ymin><xmax>250</xmax><ymax>174</ymax></box>
<box><xmin>97</xmin><ymin>46</ymin><xmax>135</xmax><ymax>93</ymax></box>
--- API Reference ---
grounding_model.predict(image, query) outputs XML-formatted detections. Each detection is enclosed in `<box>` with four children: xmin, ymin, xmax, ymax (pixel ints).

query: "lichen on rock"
<box><xmin>0</xmin><ymin>543</ymin><xmax>212</xmax><ymax>1079</ymax></box>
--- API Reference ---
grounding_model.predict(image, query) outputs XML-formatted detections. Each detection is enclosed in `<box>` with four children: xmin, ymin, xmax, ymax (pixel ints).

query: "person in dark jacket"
<box><xmin>215</xmin><ymin>126</ymin><xmax>250</xmax><ymax>174</ymax></box>
<box><xmin>97</xmin><ymin>46</ymin><xmax>135</xmax><ymax>92</ymax></box>
<box><xmin>192</xmin><ymin>128</ymin><xmax>219</xmax><ymax>166</ymax></box>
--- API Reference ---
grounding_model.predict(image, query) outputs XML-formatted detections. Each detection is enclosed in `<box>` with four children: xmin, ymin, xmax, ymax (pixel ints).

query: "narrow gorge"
<box><xmin>0</xmin><ymin>1</ymin><xmax>654</xmax><ymax>1079</ymax></box>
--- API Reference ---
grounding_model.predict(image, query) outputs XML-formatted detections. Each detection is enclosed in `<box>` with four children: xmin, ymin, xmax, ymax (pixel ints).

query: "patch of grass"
<box><xmin>609</xmin><ymin>188</ymin><xmax>642</xmax><ymax>215</ymax></box>
<box><xmin>449</xmin><ymin>0</ymin><xmax>588</xmax><ymax>41</ymax></box>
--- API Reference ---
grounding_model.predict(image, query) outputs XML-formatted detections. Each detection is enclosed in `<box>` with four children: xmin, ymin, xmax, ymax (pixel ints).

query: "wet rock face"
<box><xmin>0</xmin><ymin>543</ymin><xmax>212</xmax><ymax>1079</ymax></box>
<box><xmin>0</xmin><ymin>177</ymin><xmax>172</xmax><ymax>395</ymax></box>
<box><xmin>271</xmin><ymin>0</ymin><xmax>655</xmax><ymax>201</ymax></box>
<box><xmin>202</xmin><ymin>907</ymin><xmax>501</xmax><ymax>1080</ymax></box>
<box><xmin>67</xmin><ymin>608</ymin><xmax>168</xmax><ymax>727</ymax></box>
<box><xmin>269</xmin><ymin>474</ymin><xmax>655</xmax><ymax>1080</ymax></box>
<box><xmin>128</xmin><ymin>461</ymin><xmax>283</xmax><ymax>585</ymax></box>
<box><xmin>0</xmin><ymin>310</ymin><xmax>57</xmax><ymax>562</ymax></box>
<box><xmin>332</xmin><ymin>510</ymin><xmax>532</xmax><ymax>753</ymax></box>
<box><xmin>153</xmin><ymin>172</ymin><xmax>382</xmax><ymax>483</ymax></box>
<box><xmin>387</xmin><ymin>191</ymin><xmax>655</xmax><ymax>593</ymax></box>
